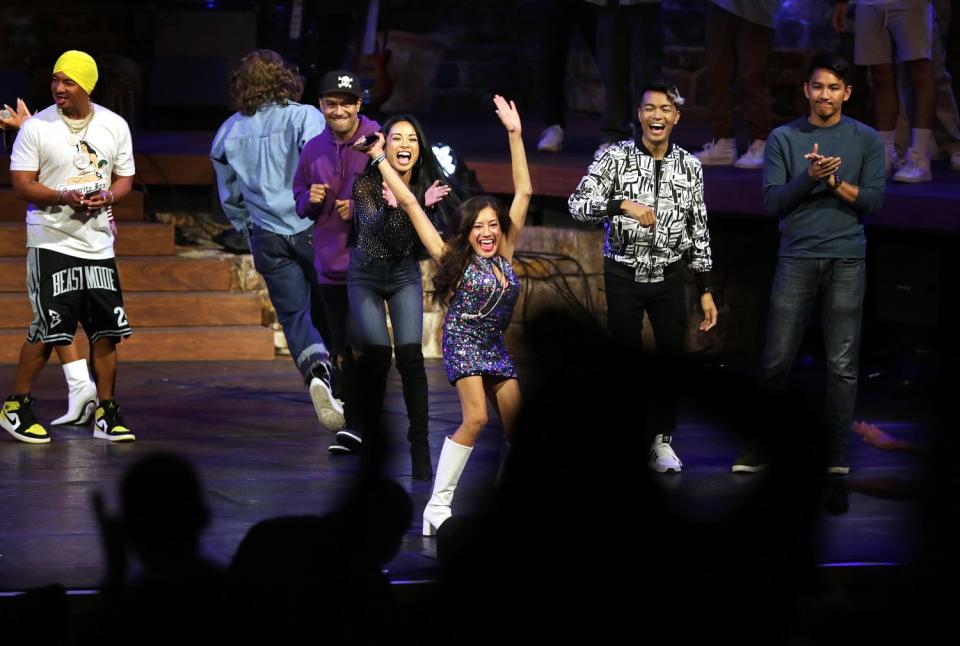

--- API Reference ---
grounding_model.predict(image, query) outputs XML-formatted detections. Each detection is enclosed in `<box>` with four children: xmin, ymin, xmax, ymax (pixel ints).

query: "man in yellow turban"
<box><xmin>1</xmin><ymin>51</ymin><xmax>138</xmax><ymax>444</ymax></box>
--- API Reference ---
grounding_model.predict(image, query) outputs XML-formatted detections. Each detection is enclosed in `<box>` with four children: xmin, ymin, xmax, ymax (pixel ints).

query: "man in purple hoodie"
<box><xmin>294</xmin><ymin>70</ymin><xmax>380</xmax><ymax>455</ymax></box>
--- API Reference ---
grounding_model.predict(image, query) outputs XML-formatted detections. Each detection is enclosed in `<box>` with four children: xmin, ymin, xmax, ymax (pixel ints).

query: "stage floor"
<box><xmin>0</xmin><ymin>357</ymin><xmax>929</xmax><ymax>591</ymax></box>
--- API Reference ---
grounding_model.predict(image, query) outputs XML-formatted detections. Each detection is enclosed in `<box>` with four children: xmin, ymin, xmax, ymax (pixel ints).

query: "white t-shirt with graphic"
<box><xmin>10</xmin><ymin>103</ymin><xmax>135</xmax><ymax>260</ymax></box>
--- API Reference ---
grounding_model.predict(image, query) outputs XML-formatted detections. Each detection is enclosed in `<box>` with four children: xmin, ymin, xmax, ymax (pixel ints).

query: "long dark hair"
<box><xmin>432</xmin><ymin>195</ymin><xmax>509</xmax><ymax>307</ymax></box>
<box><xmin>376</xmin><ymin>113</ymin><xmax>465</xmax><ymax>235</ymax></box>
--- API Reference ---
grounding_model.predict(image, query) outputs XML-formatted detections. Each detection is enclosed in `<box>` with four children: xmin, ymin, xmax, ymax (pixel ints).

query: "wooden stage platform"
<box><xmin>0</xmin><ymin>357</ymin><xmax>929</xmax><ymax>592</ymax></box>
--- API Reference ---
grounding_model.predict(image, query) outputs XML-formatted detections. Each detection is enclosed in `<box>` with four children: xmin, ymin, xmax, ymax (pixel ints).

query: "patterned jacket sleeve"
<box><xmin>568</xmin><ymin>151</ymin><xmax>620</xmax><ymax>225</ymax></box>
<box><xmin>684</xmin><ymin>157</ymin><xmax>712</xmax><ymax>274</ymax></box>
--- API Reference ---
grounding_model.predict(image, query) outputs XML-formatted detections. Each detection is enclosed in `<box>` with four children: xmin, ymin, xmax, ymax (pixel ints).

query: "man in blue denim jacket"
<box><xmin>211</xmin><ymin>49</ymin><xmax>345</xmax><ymax>435</ymax></box>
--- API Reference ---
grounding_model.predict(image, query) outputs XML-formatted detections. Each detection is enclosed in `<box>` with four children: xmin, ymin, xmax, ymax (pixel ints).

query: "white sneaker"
<box><xmin>309</xmin><ymin>366</ymin><xmax>345</xmax><ymax>432</ymax></box>
<box><xmin>649</xmin><ymin>433</ymin><xmax>682</xmax><ymax>473</ymax></box>
<box><xmin>884</xmin><ymin>144</ymin><xmax>900</xmax><ymax>177</ymax></box>
<box><xmin>733</xmin><ymin>139</ymin><xmax>766</xmax><ymax>169</ymax></box>
<box><xmin>537</xmin><ymin>125</ymin><xmax>564</xmax><ymax>152</ymax></box>
<box><xmin>694</xmin><ymin>138</ymin><xmax>736</xmax><ymax>166</ymax></box>
<box><xmin>892</xmin><ymin>146</ymin><xmax>932</xmax><ymax>183</ymax></box>
<box><xmin>950</xmin><ymin>150</ymin><xmax>960</xmax><ymax>172</ymax></box>
<box><xmin>593</xmin><ymin>139</ymin><xmax>621</xmax><ymax>160</ymax></box>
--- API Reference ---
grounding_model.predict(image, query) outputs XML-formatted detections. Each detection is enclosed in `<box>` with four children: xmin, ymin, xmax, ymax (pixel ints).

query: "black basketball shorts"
<box><xmin>25</xmin><ymin>248</ymin><xmax>133</xmax><ymax>345</ymax></box>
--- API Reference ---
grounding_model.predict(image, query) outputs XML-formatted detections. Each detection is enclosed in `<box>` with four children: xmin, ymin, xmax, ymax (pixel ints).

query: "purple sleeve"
<box><xmin>293</xmin><ymin>147</ymin><xmax>318</xmax><ymax>219</ymax></box>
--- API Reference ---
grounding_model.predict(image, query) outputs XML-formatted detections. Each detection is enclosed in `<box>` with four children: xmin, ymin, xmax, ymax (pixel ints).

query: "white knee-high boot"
<box><xmin>51</xmin><ymin>360</ymin><xmax>98</xmax><ymax>425</ymax></box>
<box><xmin>422</xmin><ymin>436</ymin><xmax>473</xmax><ymax>536</ymax></box>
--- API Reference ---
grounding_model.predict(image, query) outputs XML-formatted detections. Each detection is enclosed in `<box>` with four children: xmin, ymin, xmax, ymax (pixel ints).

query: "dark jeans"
<box><xmin>760</xmin><ymin>257</ymin><xmax>866</xmax><ymax>453</ymax></box>
<box><xmin>705</xmin><ymin>3</ymin><xmax>773</xmax><ymax>141</ymax></box>
<box><xmin>539</xmin><ymin>0</ymin><xmax>597</xmax><ymax>127</ymax></box>
<box><xmin>347</xmin><ymin>249</ymin><xmax>423</xmax><ymax>347</ymax></box>
<box><xmin>249</xmin><ymin>225</ymin><xmax>329</xmax><ymax>381</ymax></box>
<box><xmin>313</xmin><ymin>283</ymin><xmax>356</xmax><ymax>359</ymax></box>
<box><xmin>604</xmin><ymin>261</ymin><xmax>687</xmax><ymax>436</ymax></box>
<box><xmin>596</xmin><ymin>2</ymin><xmax>664</xmax><ymax>140</ymax></box>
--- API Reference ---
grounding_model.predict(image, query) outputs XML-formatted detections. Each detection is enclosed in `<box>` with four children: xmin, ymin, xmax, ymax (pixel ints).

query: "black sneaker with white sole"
<box><xmin>731</xmin><ymin>447</ymin><xmax>767</xmax><ymax>473</ymax></box>
<box><xmin>335</xmin><ymin>429</ymin><xmax>362</xmax><ymax>452</ymax></box>
<box><xmin>93</xmin><ymin>400</ymin><xmax>135</xmax><ymax>442</ymax></box>
<box><xmin>1</xmin><ymin>394</ymin><xmax>50</xmax><ymax>444</ymax></box>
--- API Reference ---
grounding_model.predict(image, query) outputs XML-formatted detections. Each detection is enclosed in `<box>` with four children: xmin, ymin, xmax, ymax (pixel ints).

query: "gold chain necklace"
<box><xmin>57</xmin><ymin>105</ymin><xmax>94</xmax><ymax>146</ymax></box>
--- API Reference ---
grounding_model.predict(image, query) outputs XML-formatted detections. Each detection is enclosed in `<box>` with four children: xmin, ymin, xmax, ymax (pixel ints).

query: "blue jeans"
<box><xmin>249</xmin><ymin>225</ymin><xmax>329</xmax><ymax>381</ymax></box>
<box><xmin>347</xmin><ymin>249</ymin><xmax>423</xmax><ymax>347</ymax></box>
<box><xmin>760</xmin><ymin>257</ymin><xmax>866</xmax><ymax>452</ymax></box>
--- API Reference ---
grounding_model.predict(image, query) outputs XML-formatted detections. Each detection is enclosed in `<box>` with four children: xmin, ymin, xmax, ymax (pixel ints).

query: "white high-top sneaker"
<box><xmin>537</xmin><ymin>125</ymin><xmax>564</xmax><ymax>152</ymax></box>
<box><xmin>733</xmin><ymin>139</ymin><xmax>766</xmax><ymax>169</ymax></box>
<box><xmin>694</xmin><ymin>138</ymin><xmax>736</xmax><ymax>166</ymax></box>
<box><xmin>649</xmin><ymin>433</ymin><xmax>683</xmax><ymax>473</ymax></box>
<box><xmin>893</xmin><ymin>146</ymin><xmax>932</xmax><ymax>183</ymax></box>
<box><xmin>884</xmin><ymin>144</ymin><xmax>900</xmax><ymax>177</ymax></box>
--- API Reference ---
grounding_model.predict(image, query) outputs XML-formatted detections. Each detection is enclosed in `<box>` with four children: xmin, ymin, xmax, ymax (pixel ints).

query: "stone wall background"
<box><xmin>378</xmin><ymin>0</ymin><xmax>872</xmax><ymax>123</ymax></box>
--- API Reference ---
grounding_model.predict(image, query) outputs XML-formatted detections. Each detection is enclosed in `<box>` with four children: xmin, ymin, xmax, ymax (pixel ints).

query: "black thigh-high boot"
<box><xmin>394</xmin><ymin>343</ymin><xmax>432</xmax><ymax>480</ymax></box>
<box><xmin>335</xmin><ymin>349</ymin><xmax>359</xmax><ymax>431</ymax></box>
<box><xmin>356</xmin><ymin>345</ymin><xmax>392</xmax><ymax>471</ymax></box>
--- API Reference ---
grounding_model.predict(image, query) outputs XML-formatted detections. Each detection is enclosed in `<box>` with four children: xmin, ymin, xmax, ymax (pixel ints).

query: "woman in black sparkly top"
<box><xmin>348</xmin><ymin>113</ymin><xmax>462</xmax><ymax>481</ymax></box>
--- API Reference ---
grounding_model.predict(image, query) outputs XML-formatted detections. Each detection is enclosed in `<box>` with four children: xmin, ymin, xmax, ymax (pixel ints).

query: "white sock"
<box><xmin>911</xmin><ymin>128</ymin><xmax>933</xmax><ymax>155</ymax></box>
<box><xmin>878</xmin><ymin>130</ymin><xmax>896</xmax><ymax>147</ymax></box>
<box><xmin>62</xmin><ymin>359</ymin><xmax>91</xmax><ymax>384</ymax></box>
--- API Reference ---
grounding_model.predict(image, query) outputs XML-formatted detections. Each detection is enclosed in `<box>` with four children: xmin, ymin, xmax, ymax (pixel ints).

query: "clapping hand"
<box><xmin>424</xmin><ymin>180</ymin><xmax>451</xmax><ymax>207</ymax></box>
<box><xmin>805</xmin><ymin>143</ymin><xmax>841</xmax><ymax>181</ymax></box>
<box><xmin>382</xmin><ymin>182</ymin><xmax>398</xmax><ymax>208</ymax></box>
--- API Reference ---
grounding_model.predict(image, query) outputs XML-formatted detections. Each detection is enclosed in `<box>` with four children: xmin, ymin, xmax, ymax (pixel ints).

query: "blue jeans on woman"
<box><xmin>347</xmin><ymin>249</ymin><xmax>424</xmax><ymax>347</ymax></box>
<box><xmin>249</xmin><ymin>224</ymin><xmax>330</xmax><ymax>381</ymax></box>
<box><xmin>759</xmin><ymin>257</ymin><xmax>866</xmax><ymax>458</ymax></box>
<box><xmin>347</xmin><ymin>249</ymin><xmax>430</xmax><ymax>472</ymax></box>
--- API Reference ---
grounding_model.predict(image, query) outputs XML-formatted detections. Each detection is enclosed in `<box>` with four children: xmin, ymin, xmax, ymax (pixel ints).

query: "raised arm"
<box><xmin>493</xmin><ymin>95</ymin><xmax>532</xmax><ymax>262</ymax></box>
<box><xmin>364</xmin><ymin>134</ymin><xmax>446</xmax><ymax>260</ymax></box>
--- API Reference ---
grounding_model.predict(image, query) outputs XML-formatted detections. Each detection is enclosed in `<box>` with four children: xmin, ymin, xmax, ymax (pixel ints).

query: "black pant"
<box><xmin>539</xmin><ymin>0</ymin><xmax>597</xmax><ymax>127</ymax></box>
<box><xmin>596</xmin><ymin>2</ymin><xmax>664</xmax><ymax>140</ymax></box>
<box><xmin>604</xmin><ymin>261</ymin><xmax>687</xmax><ymax>436</ymax></box>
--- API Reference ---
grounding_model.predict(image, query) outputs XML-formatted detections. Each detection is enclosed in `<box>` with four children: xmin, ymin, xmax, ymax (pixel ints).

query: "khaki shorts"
<box><xmin>854</xmin><ymin>0</ymin><xmax>933</xmax><ymax>65</ymax></box>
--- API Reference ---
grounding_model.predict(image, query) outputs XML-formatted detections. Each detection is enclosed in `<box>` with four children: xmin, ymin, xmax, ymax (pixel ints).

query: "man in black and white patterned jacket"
<box><xmin>569</xmin><ymin>80</ymin><xmax>718</xmax><ymax>474</ymax></box>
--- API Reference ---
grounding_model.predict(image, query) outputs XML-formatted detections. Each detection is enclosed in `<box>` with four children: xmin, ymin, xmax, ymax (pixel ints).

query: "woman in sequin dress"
<box><xmin>361</xmin><ymin>95</ymin><xmax>532</xmax><ymax>535</ymax></box>
<box><xmin>348</xmin><ymin>114</ymin><xmax>462</xmax><ymax>480</ymax></box>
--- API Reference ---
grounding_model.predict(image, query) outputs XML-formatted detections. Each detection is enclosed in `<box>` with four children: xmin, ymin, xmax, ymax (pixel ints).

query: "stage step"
<box><xmin>0</xmin><ymin>255</ymin><xmax>233</xmax><ymax>292</ymax></box>
<box><xmin>0</xmin><ymin>291</ymin><xmax>262</xmax><ymax>329</ymax></box>
<box><xmin>0</xmin><ymin>188</ymin><xmax>145</xmax><ymax>221</ymax></box>
<box><xmin>0</xmin><ymin>222</ymin><xmax>174</xmax><ymax>257</ymax></box>
<box><xmin>0</xmin><ymin>325</ymin><xmax>275</xmax><ymax>363</ymax></box>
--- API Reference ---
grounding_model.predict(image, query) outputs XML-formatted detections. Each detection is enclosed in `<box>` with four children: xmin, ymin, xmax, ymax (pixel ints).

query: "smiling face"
<box><xmin>319</xmin><ymin>92</ymin><xmax>361</xmax><ymax>140</ymax></box>
<box><xmin>385</xmin><ymin>120</ymin><xmax>420</xmax><ymax>178</ymax></box>
<box><xmin>804</xmin><ymin>69</ymin><xmax>851</xmax><ymax>126</ymax></box>
<box><xmin>51</xmin><ymin>71</ymin><xmax>90</xmax><ymax>117</ymax></box>
<box><xmin>637</xmin><ymin>90</ymin><xmax>680</xmax><ymax>149</ymax></box>
<box><xmin>469</xmin><ymin>207</ymin><xmax>502</xmax><ymax>258</ymax></box>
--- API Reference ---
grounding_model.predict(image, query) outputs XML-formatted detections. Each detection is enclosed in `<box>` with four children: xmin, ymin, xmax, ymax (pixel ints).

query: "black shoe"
<box><xmin>1</xmin><ymin>394</ymin><xmax>50</xmax><ymax>444</ymax></box>
<box><xmin>731</xmin><ymin>447</ymin><xmax>767</xmax><ymax>473</ymax></box>
<box><xmin>328</xmin><ymin>443</ymin><xmax>351</xmax><ymax>455</ymax></box>
<box><xmin>411</xmin><ymin>442</ymin><xmax>433</xmax><ymax>480</ymax></box>
<box><xmin>335</xmin><ymin>429</ymin><xmax>362</xmax><ymax>453</ymax></box>
<box><xmin>826</xmin><ymin>445</ymin><xmax>849</xmax><ymax>475</ymax></box>
<box><xmin>93</xmin><ymin>400</ymin><xmax>135</xmax><ymax>442</ymax></box>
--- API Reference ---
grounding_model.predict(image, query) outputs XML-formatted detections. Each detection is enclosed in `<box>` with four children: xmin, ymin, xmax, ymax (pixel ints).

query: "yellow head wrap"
<box><xmin>53</xmin><ymin>51</ymin><xmax>98</xmax><ymax>95</ymax></box>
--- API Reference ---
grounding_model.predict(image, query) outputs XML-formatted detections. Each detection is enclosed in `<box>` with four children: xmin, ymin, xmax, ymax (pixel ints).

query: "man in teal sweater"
<box><xmin>733</xmin><ymin>53</ymin><xmax>886</xmax><ymax>474</ymax></box>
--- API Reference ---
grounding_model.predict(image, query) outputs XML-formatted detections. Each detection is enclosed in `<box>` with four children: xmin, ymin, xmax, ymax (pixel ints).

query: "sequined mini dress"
<box><xmin>442</xmin><ymin>254</ymin><xmax>520</xmax><ymax>384</ymax></box>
